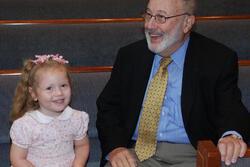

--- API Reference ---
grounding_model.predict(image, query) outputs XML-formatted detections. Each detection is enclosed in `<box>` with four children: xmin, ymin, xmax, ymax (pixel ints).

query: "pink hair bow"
<box><xmin>31</xmin><ymin>54</ymin><xmax>69</xmax><ymax>64</ymax></box>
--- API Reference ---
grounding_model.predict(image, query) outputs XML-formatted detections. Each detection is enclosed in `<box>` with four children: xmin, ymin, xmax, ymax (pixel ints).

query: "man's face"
<box><xmin>144</xmin><ymin>0</ymin><xmax>190</xmax><ymax>56</ymax></box>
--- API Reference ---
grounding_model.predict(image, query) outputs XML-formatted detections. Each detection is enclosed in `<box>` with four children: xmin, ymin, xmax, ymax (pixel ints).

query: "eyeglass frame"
<box><xmin>142</xmin><ymin>11</ymin><xmax>191</xmax><ymax>24</ymax></box>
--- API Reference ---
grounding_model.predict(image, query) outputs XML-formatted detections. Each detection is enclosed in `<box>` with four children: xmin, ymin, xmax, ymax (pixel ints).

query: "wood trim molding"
<box><xmin>1</xmin><ymin>61</ymin><xmax>250</xmax><ymax>75</ymax></box>
<box><xmin>1</xmin><ymin>15</ymin><xmax>250</xmax><ymax>25</ymax></box>
<box><xmin>0</xmin><ymin>66</ymin><xmax>113</xmax><ymax>75</ymax></box>
<box><xmin>246</xmin><ymin>149</ymin><xmax>250</xmax><ymax>157</ymax></box>
<box><xmin>196</xmin><ymin>15</ymin><xmax>250</xmax><ymax>21</ymax></box>
<box><xmin>68</xmin><ymin>66</ymin><xmax>112</xmax><ymax>73</ymax></box>
<box><xmin>239</xmin><ymin>60</ymin><xmax>250</xmax><ymax>66</ymax></box>
<box><xmin>0</xmin><ymin>18</ymin><xmax>143</xmax><ymax>25</ymax></box>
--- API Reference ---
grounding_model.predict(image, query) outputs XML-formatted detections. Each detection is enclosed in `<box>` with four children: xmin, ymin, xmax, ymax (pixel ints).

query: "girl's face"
<box><xmin>29</xmin><ymin>67</ymin><xmax>71</xmax><ymax>117</ymax></box>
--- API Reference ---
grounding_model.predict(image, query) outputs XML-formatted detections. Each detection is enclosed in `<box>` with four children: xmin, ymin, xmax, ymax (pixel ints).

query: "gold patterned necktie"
<box><xmin>135</xmin><ymin>57</ymin><xmax>172</xmax><ymax>161</ymax></box>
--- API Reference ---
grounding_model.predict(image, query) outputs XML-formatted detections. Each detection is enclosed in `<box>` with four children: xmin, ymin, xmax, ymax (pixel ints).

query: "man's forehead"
<box><xmin>147</xmin><ymin>0</ymin><xmax>183</xmax><ymax>13</ymax></box>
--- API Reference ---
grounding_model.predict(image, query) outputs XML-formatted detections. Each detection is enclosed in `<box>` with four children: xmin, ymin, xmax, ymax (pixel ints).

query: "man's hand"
<box><xmin>217</xmin><ymin>135</ymin><xmax>247</xmax><ymax>166</ymax></box>
<box><xmin>108</xmin><ymin>147</ymin><xmax>138</xmax><ymax>167</ymax></box>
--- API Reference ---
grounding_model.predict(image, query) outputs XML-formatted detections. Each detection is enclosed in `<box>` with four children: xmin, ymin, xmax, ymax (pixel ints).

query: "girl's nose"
<box><xmin>54</xmin><ymin>87</ymin><xmax>63</xmax><ymax>96</ymax></box>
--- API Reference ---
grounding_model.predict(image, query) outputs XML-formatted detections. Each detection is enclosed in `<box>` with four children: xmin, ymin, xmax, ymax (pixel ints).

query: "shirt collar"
<box><xmin>27</xmin><ymin>106</ymin><xmax>73</xmax><ymax>124</ymax></box>
<box><xmin>155</xmin><ymin>37</ymin><xmax>190</xmax><ymax>69</ymax></box>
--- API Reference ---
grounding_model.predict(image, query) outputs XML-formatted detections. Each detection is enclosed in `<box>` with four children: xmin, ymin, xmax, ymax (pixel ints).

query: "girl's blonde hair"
<box><xmin>10</xmin><ymin>55</ymin><xmax>70</xmax><ymax>121</ymax></box>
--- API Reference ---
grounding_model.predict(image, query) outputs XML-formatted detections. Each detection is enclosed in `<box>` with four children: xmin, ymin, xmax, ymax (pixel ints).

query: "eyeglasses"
<box><xmin>142</xmin><ymin>12</ymin><xmax>190</xmax><ymax>24</ymax></box>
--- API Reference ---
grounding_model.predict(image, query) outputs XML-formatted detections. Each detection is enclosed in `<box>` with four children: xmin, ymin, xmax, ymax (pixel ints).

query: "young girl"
<box><xmin>10</xmin><ymin>54</ymin><xmax>89</xmax><ymax>167</ymax></box>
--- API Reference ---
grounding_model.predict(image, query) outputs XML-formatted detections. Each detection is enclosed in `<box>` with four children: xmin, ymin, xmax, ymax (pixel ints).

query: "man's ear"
<box><xmin>183</xmin><ymin>15</ymin><xmax>195</xmax><ymax>33</ymax></box>
<box><xmin>29</xmin><ymin>87</ymin><xmax>37</xmax><ymax>101</ymax></box>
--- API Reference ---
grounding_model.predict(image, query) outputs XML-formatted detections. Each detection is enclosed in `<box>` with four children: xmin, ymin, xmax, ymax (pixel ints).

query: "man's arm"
<box><xmin>96</xmin><ymin>46</ymin><xmax>136</xmax><ymax>159</ymax></box>
<box><xmin>214</xmin><ymin>52</ymin><xmax>250</xmax><ymax>165</ymax></box>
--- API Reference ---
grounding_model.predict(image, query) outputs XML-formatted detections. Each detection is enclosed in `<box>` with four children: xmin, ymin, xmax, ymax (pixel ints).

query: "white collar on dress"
<box><xmin>27</xmin><ymin>106</ymin><xmax>74</xmax><ymax>124</ymax></box>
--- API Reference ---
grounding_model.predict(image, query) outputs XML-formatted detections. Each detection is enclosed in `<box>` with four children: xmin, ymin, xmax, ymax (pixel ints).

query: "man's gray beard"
<box><xmin>145</xmin><ymin>31</ymin><xmax>170</xmax><ymax>54</ymax></box>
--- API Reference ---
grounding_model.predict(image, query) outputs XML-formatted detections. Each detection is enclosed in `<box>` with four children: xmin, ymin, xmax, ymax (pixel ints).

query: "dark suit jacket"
<box><xmin>96</xmin><ymin>32</ymin><xmax>250</xmax><ymax>166</ymax></box>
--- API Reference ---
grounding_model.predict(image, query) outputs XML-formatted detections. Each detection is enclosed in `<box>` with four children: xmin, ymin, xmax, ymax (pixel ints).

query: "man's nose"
<box><xmin>145</xmin><ymin>16</ymin><xmax>158</xmax><ymax>29</ymax></box>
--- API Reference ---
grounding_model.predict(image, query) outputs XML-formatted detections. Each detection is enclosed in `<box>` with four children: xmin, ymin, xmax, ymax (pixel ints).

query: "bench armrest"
<box><xmin>197</xmin><ymin>140</ymin><xmax>250</xmax><ymax>167</ymax></box>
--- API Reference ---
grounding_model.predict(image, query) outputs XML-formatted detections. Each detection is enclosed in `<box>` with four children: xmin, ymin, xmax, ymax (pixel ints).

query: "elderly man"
<box><xmin>96</xmin><ymin>0</ymin><xmax>250</xmax><ymax>166</ymax></box>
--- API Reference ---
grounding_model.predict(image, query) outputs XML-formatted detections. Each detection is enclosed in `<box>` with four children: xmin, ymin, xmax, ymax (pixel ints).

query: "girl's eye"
<box><xmin>61</xmin><ymin>84</ymin><xmax>67</xmax><ymax>87</ymax></box>
<box><xmin>46</xmin><ymin>87</ymin><xmax>52</xmax><ymax>91</ymax></box>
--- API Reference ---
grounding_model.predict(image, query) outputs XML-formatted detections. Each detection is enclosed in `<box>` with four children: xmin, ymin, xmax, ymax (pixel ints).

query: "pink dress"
<box><xmin>10</xmin><ymin>106</ymin><xmax>89</xmax><ymax>167</ymax></box>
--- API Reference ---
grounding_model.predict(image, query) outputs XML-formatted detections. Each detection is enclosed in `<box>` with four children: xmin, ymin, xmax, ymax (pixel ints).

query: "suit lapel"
<box><xmin>137</xmin><ymin>49</ymin><xmax>154</xmax><ymax>100</ymax></box>
<box><xmin>181</xmin><ymin>33</ymin><xmax>199</xmax><ymax>126</ymax></box>
<box><xmin>129</xmin><ymin>43</ymin><xmax>154</xmax><ymax>128</ymax></box>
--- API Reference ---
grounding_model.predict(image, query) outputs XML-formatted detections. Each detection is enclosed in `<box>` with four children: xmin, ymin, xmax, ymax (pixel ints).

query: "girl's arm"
<box><xmin>10</xmin><ymin>144</ymin><xmax>35</xmax><ymax>167</ymax></box>
<box><xmin>73</xmin><ymin>136</ymin><xmax>90</xmax><ymax>167</ymax></box>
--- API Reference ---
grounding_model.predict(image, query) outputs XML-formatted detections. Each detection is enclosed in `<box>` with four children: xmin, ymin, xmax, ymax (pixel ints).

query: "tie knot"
<box><xmin>159</xmin><ymin>57</ymin><xmax>172</xmax><ymax>71</ymax></box>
